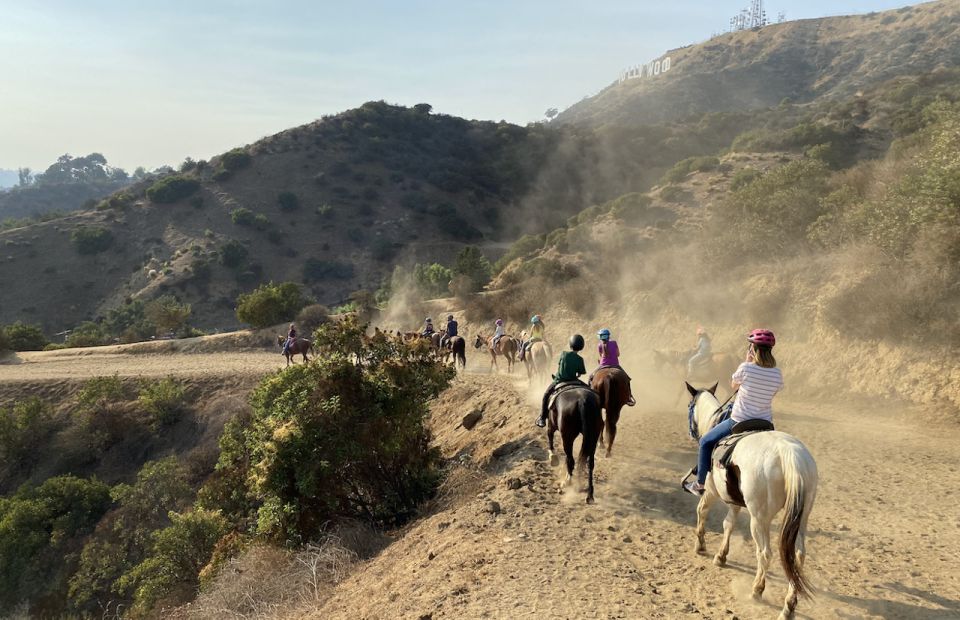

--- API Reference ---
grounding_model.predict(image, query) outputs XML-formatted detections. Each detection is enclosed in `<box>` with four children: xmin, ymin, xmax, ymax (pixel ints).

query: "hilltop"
<box><xmin>558</xmin><ymin>0</ymin><xmax>960</xmax><ymax>126</ymax></box>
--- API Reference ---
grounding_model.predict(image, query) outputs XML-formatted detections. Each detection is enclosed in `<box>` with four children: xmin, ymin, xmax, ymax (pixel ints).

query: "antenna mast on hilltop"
<box><xmin>729</xmin><ymin>0</ymin><xmax>771</xmax><ymax>32</ymax></box>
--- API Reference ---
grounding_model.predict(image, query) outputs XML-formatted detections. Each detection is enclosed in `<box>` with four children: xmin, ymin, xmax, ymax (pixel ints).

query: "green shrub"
<box><xmin>235</xmin><ymin>281</ymin><xmax>309</xmax><ymax>328</ymax></box>
<box><xmin>43</xmin><ymin>342</ymin><xmax>67</xmax><ymax>351</ymax></box>
<box><xmin>494</xmin><ymin>234</ymin><xmax>545</xmax><ymax>273</ymax></box>
<box><xmin>144</xmin><ymin>295</ymin><xmax>191</xmax><ymax>336</ymax></box>
<box><xmin>451</xmin><ymin>246</ymin><xmax>492</xmax><ymax>294</ymax></box>
<box><xmin>77</xmin><ymin>374</ymin><xmax>132</xmax><ymax>413</ymax></box>
<box><xmin>66</xmin><ymin>321</ymin><xmax>108</xmax><ymax>348</ymax></box>
<box><xmin>0</xmin><ymin>397</ymin><xmax>54</xmax><ymax>472</ymax></box>
<box><xmin>730</xmin><ymin>167</ymin><xmax>761</xmax><ymax>190</ymax></box>
<box><xmin>295</xmin><ymin>304</ymin><xmax>330</xmax><ymax>336</ymax></box>
<box><xmin>659</xmin><ymin>184</ymin><xmax>688</xmax><ymax>203</ymax></box>
<box><xmin>3</xmin><ymin>321</ymin><xmax>49</xmax><ymax>351</ymax></box>
<box><xmin>219</xmin><ymin>239</ymin><xmax>248</xmax><ymax>268</ymax></box>
<box><xmin>277</xmin><ymin>191</ymin><xmax>299</xmax><ymax>211</ymax></box>
<box><xmin>303</xmin><ymin>258</ymin><xmax>354</xmax><ymax>282</ymax></box>
<box><xmin>220</xmin><ymin>148</ymin><xmax>252</xmax><ymax>172</ymax></box>
<box><xmin>137</xmin><ymin>378</ymin><xmax>188</xmax><ymax>429</ymax></box>
<box><xmin>146</xmin><ymin>175</ymin><xmax>200</xmax><ymax>204</ymax></box>
<box><xmin>204</xmin><ymin>316</ymin><xmax>454</xmax><ymax>542</ymax></box>
<box><xmin>71</xmin><ymin>226</ymin><xmax>114</xmax><ymax>254</ymax></box>
<box><xmin>116</xmin><ymin>509</ymin><xmax>229</xmax><ymax>615</ymax></box>
<box><xmin>661</xmin><ymin>156</ymin><xmax>720</xmax><ymax>183</ymax></box>
<box><xmin>0</xmin><ymin>476</ymin><xmax>112</xmax><ymax>612</ymax></box>
<box><xmin>230</xmin><ymin>207</ymin><xmax>255</xmax><ymax>226</ymax></box>
<box><xmin>413</xmin><ymin>263</ymin><xmax>453</xmax><ymax>298</ymax></box>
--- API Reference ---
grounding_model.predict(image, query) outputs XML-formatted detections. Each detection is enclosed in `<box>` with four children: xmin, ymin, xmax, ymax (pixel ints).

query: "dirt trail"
<box><xmin>314</xmin><ymin>369</ymin><xmax>960</xmax><ymax>620</ymax></box>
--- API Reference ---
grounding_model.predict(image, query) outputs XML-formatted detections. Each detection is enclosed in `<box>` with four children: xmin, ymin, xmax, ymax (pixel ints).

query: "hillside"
<box><xmin>558</xmin><ymin>0</ymin><xmax>960</xmax><ymax>126</ymax></box>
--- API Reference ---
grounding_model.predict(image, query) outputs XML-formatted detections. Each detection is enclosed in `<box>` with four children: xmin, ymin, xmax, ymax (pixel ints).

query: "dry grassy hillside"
<box><xmin>558</xmin><ymin>0</ymin><xmax>960</xmax><ymax>126</ymax></box>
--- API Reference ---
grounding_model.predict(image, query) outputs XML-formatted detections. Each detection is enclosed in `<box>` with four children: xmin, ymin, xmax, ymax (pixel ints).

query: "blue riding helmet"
<box><xmin>598</xmin><ymin>328</ymin><xmax>611</xmax><ymax>341</ymax></box>
<box><xmin>530</xmin><ymin>315</ymin><xmax>541</xmax><ymax>324</ymax></box>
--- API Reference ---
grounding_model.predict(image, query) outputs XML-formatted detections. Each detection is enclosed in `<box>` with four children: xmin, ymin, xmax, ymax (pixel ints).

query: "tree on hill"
<box><xmin>2</xmin><ymin>322</ymin><xmax>49</xmax><ymax>351</ymax></box>
<box><xmin>235</xmin><ymin>282</ymin><xmax>309</xmax><ymax>329</ymax></box>
<box><xmin>451</xmin><ymin>246</ymin><xmax>492</xmax><ymax>294</ymax></box>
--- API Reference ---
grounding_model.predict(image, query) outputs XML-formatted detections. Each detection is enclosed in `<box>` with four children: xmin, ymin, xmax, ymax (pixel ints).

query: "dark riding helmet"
<box><xmin>447</xmin><ymin>314</ymin><xmax>454</xmax><ymax>321</ymax></box>
<box><xmin>569</xmin><ymin>334</ymin><xmax>585</xmax><ymax>351</ymax></box>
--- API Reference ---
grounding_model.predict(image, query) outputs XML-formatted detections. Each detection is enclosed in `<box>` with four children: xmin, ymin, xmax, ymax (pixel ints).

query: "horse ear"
<box><xmin>707</xmin><ymin>382</ymin><xmax>718</xmax><ymax>395</ymax></box>
<box><xmin>685</xmin><ymin>382</ymin><xmax>697</xmax><ymax>397</ymax></box>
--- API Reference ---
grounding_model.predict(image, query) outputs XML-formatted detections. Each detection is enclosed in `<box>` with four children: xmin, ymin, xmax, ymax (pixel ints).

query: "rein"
<box><xmin>688</xmin><ymin>389</ymin><xmax>738</xmax><ymax>441</ymax></box>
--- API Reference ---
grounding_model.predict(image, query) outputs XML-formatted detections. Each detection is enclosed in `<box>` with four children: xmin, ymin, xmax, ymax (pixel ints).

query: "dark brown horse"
<box><xmin>590</xmin><ymin>367</ymin><xmax>633</xmax><ymax>458</ymax></box>
<box><xmin>446</xmin><ymin>335</ymin><xmax>466</xmax><ymax>369</ymax></box>
<box><xmin>278</xmin><ymin>335</ymin><xmax>314</xmax><ymax>366</ymax></box>
<box><xmin>546</xmin><ymin>386</ymin><xmax>604</xmax><ymax>503</ymax></box>
<box><xmin>474</xmin><ymin>333</ymin><xmax>518</xmax><ymax>373</ymax></box>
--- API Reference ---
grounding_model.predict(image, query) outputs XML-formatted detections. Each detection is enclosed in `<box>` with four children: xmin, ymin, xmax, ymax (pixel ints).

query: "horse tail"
<box><xmin>778</xmin><ymin>441</ymin><xmax>817</xmax><ymax>599</ymax></box>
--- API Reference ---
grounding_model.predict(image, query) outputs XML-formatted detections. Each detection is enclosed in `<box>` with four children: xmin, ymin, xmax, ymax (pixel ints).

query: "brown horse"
<box><xmin>590</xmin><ymin>367</ymin><xmax>633</xmax><ymax>458</ymax></box>
<box><xmin>653</xmin><ymin>349</ymin><xmax>739</xmax><ymax>394</ymax></box>
<box><xmin>278</xmin><ymin>335</ymin><xmax>314</xmax><ymax>366</ymax></box>
<box><xmin>446</xmin><ymin>335</ymin><xmax>466</xmax><ymax>369</ymax></box>
<box><xmin>546</xmin><ymin>386</ymin><xmax>604</xmax><ymax>503</ymax></box>
<box><xmin>473</xmin><ymin>334</ymin><xmax>518</xmax><ymax>373</ymax></box>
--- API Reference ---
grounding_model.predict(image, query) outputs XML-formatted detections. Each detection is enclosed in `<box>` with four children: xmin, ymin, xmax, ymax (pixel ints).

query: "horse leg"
<box><xmin>580</xmin><ymin>417</ymin><xmax>602</xmax><ymax>504</ymax></box>
<box><xmin>749</xmin><ymin>511</ymin><xmax>774</xmax><ymax>600</ymax></box>
<box><xmin>694</xmin><ymin>486</ymin><xmax>718</xmax><ymax>555</ymax></box>
<box><xmin>561</xmin><ymin>429</ymin><xmax>576</xmax><ymax>492</ymax></box>
<box><xmin>604</xmin><ymin>406</ymin><xmax>621</xmax><ymax>458</ymax></box>
<box><xmin>547</xmin><ymin>423</ymin><xmax>559</xmax><ymax>467</ymax></box>
<box><xmin>714</xmin><ymin>505</ymin><xmax>740</xmax><ymax>566</ymax></box>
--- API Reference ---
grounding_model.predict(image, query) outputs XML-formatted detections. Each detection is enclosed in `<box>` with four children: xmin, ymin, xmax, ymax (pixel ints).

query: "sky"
<box><xmin>0</xmin><ymin>0</ymin><xmax>921</xmax><ymax>172</ymax></box>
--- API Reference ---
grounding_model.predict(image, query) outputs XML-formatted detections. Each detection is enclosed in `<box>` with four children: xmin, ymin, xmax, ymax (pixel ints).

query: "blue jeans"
<box><xmin>697</xmin><ymin>417</ymin><xmax>735</xmax><ymax>485</ymax></box>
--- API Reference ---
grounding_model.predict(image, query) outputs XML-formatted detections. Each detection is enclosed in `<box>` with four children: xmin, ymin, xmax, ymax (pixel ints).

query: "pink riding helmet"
<box><xmin>495</xmin><ymin>318</ymin><xmax>503</xmax><ymax>325</ymax></box>
<box><xmin>747</xmin><ymin>329</ymin><xmax>776</xmax><ymax>347</ymax></box>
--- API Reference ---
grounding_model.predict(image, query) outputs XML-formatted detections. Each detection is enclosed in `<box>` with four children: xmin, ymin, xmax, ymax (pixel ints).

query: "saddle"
<box><xmin>547</xmin><ymin>380</ymin><xmax>589</xmax><ymax>410</ymax></box>
<box><xmin>712</xmin><ymin>419</ymin><xmax>775</xmax><ymax>506</ymax></box>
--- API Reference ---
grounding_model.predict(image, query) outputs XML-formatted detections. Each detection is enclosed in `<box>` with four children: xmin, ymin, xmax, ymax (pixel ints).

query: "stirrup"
<box><xmin>679</xmin><ymin>466</ymin><xmax>697</xmax><ymax>489</ymax></box>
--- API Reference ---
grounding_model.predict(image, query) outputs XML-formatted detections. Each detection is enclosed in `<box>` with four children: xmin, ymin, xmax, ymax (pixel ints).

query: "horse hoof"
<box><xmin>605</xmin><ymin>449</ymin><xmax>612</xmax><ymax>459</ymax></box>
<box><xmin>549</xmin><ymin>454</ymin><xmax>559</xmax><ymax>467</ymax></box>
<box><xmin>713</xmin><ymin>555</ymin><xmax>726</xmax><ymax>567</ymax></box>
<box><xmin>586</xmin><ymin>496</ymin><xmax>595</xmax><ymax>504</ymax></box>
<box><xmin>752</xmin><ymin>589</ymin><xmax>764</xmax><ymax>601</ymax></box>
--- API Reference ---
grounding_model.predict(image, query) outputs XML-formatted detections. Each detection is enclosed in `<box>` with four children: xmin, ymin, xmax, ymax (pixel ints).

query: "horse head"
<box><xmin>474</xmin><ymin>334</ymin><xmax>485</xmax><ymax>349</ymax></box>
<box><xmin>277</xmin><ymin>335</ymin><xmax>284</xmax><ymax>348</ymax></box>
<box><xmin>685</xmin><ymin>381</ymin><xmax>720</xmax><ymax>440</ymax></box>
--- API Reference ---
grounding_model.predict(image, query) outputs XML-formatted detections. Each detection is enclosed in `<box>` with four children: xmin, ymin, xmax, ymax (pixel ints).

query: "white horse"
<box><xmin>686</xmin><ymin>383</ymin><xmax>818</xmax><ymax>620</ymax></box>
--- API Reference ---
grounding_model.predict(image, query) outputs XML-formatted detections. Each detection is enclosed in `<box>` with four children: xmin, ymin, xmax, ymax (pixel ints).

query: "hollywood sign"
<box><xmin>618</xmin><ymin>55</ymin><xmax>672</xmax><ymax>84</ymax></box>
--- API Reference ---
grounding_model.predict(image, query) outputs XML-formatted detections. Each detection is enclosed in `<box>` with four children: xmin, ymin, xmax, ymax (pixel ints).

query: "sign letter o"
<box><xmin>654</xmin><ymin>60</ymin><xmax>661</xmax><ymax>76</ymax></box>
<box><xmin>663</xmin><ymin>57</ymin><xmax>671</xmax><ymax>72</ymax></box>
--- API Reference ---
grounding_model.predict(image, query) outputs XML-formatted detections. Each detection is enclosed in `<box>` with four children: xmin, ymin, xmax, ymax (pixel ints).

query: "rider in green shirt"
<box><xmin>536</xmin><ymin>334</ymin><xmax>586</xmax><ymax>428</ymax></box>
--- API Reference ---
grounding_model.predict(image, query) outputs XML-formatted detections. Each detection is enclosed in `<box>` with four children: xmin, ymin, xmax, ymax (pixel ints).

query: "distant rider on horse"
<box><xmin>687</xmin><ymin>326</ymin><xmax>712</xmax><ymax>377</ymax></box>
<box><xmin>282</xmin><ymin>323</ymin><xmax>297</xmax><ymax>356</ymax></box>
<box><xmin>536</xmin><ymin>334</ymin><xmax>586</xmax><ymax>428</ymax></box>
<box><xmin>440</xmin><ymin>314</ymin><xmax>458</xmax><ymax>348</ymax></box>
<box><xmin>421</xmin><ymin>317</ymin><xmax>435</xmax><ymax>337</ymax></box>
<box><xmin>589</xmin><ymin>328</ymin><xmax>636</xmax><ymax>406</ymax></box>
<box><xmin>684</xmin><ymin>329</ymin><xmax>783</xmax><ymax>496</ymax></box>
<box><xmin>520</xmin><ymin>314</ymin><xmax>545</xmax><ymax>361</ymax></box>
<box><xmin>492</xmin><ymin>318</ymin><xmax>505</xmax><ymax>349</ymax></box>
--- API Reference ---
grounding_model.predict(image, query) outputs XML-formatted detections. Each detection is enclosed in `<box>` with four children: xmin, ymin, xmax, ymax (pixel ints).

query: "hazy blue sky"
<box><xmin>0</xmin><ymin>0</ymin><xmax>920</xmax><ymax>171</ymax></box>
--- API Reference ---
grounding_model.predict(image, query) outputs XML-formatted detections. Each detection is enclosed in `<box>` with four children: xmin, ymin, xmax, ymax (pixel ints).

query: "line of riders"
<box><xmin>281</xmin><ymin>317</ymin><xmax>781</xmax><ymax>500</ymax></box>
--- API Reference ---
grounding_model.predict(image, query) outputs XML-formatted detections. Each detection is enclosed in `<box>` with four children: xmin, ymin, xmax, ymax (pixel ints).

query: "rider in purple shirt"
<box><xmin>589</xmin><ymin>328</ymin><xmax>635</xmax><ymax>406</ymax></box>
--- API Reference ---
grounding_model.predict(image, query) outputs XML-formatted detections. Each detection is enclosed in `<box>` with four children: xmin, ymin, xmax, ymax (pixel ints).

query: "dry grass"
<box><xmin>183</xmin><ymin>523</ymin><xmax>386</xmax><ymax>620</ymax></box>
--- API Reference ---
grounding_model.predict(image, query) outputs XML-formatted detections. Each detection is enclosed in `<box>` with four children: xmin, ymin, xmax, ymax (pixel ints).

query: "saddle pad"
<box><xmin>712</xmin><ymin>421</ymin><xmax>775</xmax><ymax>469</ymax></box>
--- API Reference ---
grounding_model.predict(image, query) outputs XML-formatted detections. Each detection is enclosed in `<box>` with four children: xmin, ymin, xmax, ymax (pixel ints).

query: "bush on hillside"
<box><xmin>0</xmin><ymin>476</ymin><xmax>112</xmax><ymax>613</ymax></box>
<box><xmin>729</xmin><ymin>167</ymin><xmax>761</xmax><ymax>190</ymax></box>
<box><xmin>661</xmin><ymin>156</ymin><xmax>720</xmax><ymax>184</ymax></box>
<box><xmin>219</xmin><ymin>239</ymin><xmax>248</xmax><ymax>268</ymax></box>
<box><xmin>3</xmin><ymin>321</ymin><xmax>49</xmax><ymax>351</ymax></box>
<box><xmin>105</xmin><ymin>300</ymin><xmax>156</xmax><ymax>343</ymax></box>
<box><xmin>202</xmin><ymin>316</ymin><xmax>454</xmax><ymax>543</ymax></box>
<box><xmin>235</xmin><ymin>282</ymin><xmax>309</xmax><ymax>329</ymax></box>
<box><xmin>144</xmin><ymin>295</ymin><xmax>191</xmax><ymax>336</ymax></box>
<box><xmin>277</xmin><ymin>191</ymin><xmax>299</xmax><ymax>211</ymax></box>
<box><xmin>413</xmin><ymin>263</ymin><xmax>453</xmax><ymax>298</ymax></box>
<box><xmin>451</xmin><ymin>246</ymin><xmax>492</xmax><ymax>293</ymax></box>
<box><xmin>68</xmin><ymin>459</ymin><xmax>193</xmax><ymax>614</ymax></box>
<box><xmin>494</xmin><ymin>234</ymin><xmax>545</xmax><ymax>273</ymax></box>
<box><xmin>71</xmin><ymin>226</ymin><xmax>114</xmax><ymax>255</ymax></box>
<box><xmin>220</xmin><ymin>149</ymin><xmax>252</xmax><ymax>172</ymax></box>
<box><xmin>303</xmin><ymin>258</ymin><xmax>354</xmax><ymax>282</ymax></box>
<box><xmin>66</xmin><ymin>321</ymin><xmax>108</xmax><ymax>348</ymax></box>
<box><xmin>146</xmin><ymin>176</ymin><xmax>200</xmax><ymax>204</ymax></box>
<box><xmin>0</xmin><ymin>397</ymin><xmax>55</xmax><ymax>473</ymax></box>
<box><xmin>295</xmin><ymin>304</ymin><xmax>330</xmax><ymax>336</ymax></box>
<box><xmin>137</xmin><ymin>378</ymin><xmax>189</xmax><ymax>429</ymax></box>
<box><xmin>230</xmin><ymin>208</ymin><xmax>255</xmax><ymax>226</ymax></box>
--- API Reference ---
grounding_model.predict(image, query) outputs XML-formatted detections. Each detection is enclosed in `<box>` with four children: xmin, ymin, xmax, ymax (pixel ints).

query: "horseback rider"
<box><xmin>282</xmin><ymin>323</ymin><xmax>297</xmax><ymax>355</ymax></box>
<box><xmin>588</xmin><ymin>328</ymin><xmax>636</xmax><ymax>406</ymax></box>
<box><xmin>520</xmin><ymin>314</ymin><xmax>545</xmax><ymax>361</ymax></box>
<box><xmin>536</xmin><ymin>334</ymin><xmax>586</xmax><ymax>428</ymax></box>
<box><xmin>421</xmin><ymin>317</ymin><xmax>435</xmax><ymax>337</ymax></box>
<box><xmin>492</xmin><ymin>318</ymin><xmax>505</xmax><ymax>349</ymax></box>
<box><xmin>440</xmin><ymin>314</ymin><xmax>458</xmax><ymax>348</ymax></box>
<box><xmin>684</xmin><ymin>329</ymin><xmax>782</xmax><ymax>496</ymax></box>
<box><xmin>687</xmin><ymin>326</ymin><xmax>712</xmax><ymax>378</ymax></box>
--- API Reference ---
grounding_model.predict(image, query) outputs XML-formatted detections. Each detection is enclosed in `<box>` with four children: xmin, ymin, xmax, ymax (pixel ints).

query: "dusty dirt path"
<box><xmin>315</xmin><ymin>370</ymin><xmax>960</xmax><ymax>620</ymax></box>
